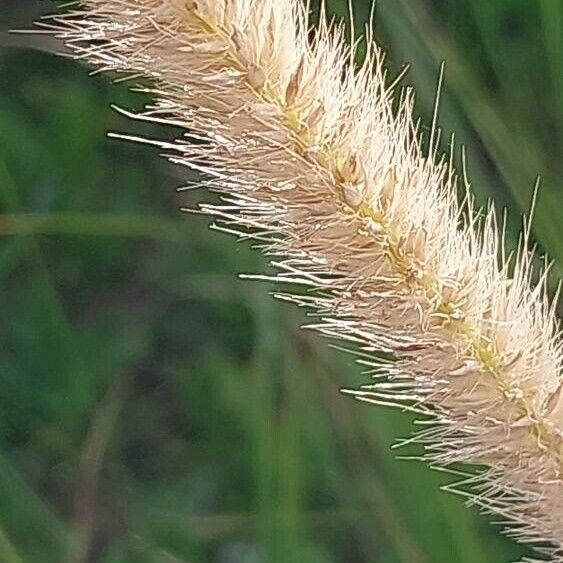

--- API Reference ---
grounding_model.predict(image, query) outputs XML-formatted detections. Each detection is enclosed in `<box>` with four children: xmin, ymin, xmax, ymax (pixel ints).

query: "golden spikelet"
<box><xmin>44</xmin><ymin>1</ymin><xmax>563</xmax><ymax>559</ymax></box>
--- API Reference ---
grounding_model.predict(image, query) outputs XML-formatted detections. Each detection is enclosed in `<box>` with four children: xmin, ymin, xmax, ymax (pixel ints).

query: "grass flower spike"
<box><xmin>46</xmin><ymin>1</ymin><xmax>563</xmax><ymax>559</ymax></box>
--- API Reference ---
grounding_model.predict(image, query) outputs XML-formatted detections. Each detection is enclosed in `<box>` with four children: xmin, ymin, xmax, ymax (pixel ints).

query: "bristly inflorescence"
<box><xmin>45</xmin><ymin>0</ymin><xmax>563</xmax><ymax>559</ymax></box>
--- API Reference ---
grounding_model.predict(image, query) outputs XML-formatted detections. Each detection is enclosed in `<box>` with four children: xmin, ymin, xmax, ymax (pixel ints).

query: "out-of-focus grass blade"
<box><xmin>540</xmin><ymin>0</ymin><xmax>563</xmax><ymax>134</ymax></box>
<box><xmin>0</xmin><ymin>212</ymin><xmax>189</xmax><ymax>243</ymax></box>
<box><xmin>0</xmin><ymin>521</ymin><xmax>24</xmax><ymax>563</ymax></box>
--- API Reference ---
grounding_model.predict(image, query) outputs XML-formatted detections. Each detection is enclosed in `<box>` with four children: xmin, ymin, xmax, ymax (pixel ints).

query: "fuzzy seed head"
<box><xmin>45</xmin><ymin>1</ymin><xmax>563</xmax><ymax>559</ymax></box>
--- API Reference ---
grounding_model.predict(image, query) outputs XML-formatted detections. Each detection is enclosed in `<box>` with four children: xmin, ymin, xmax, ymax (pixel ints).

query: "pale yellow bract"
<box><xmin>46</xmin><ymin>1</ymin><xmax>563</xmax><ymax>559</ymax></box>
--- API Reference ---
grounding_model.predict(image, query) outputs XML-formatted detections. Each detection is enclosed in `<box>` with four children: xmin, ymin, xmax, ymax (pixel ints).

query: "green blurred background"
<box><xmin>0</xmin><ymin>1</ymin><xmax>561</xmax><ymax>562</ymax></box>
